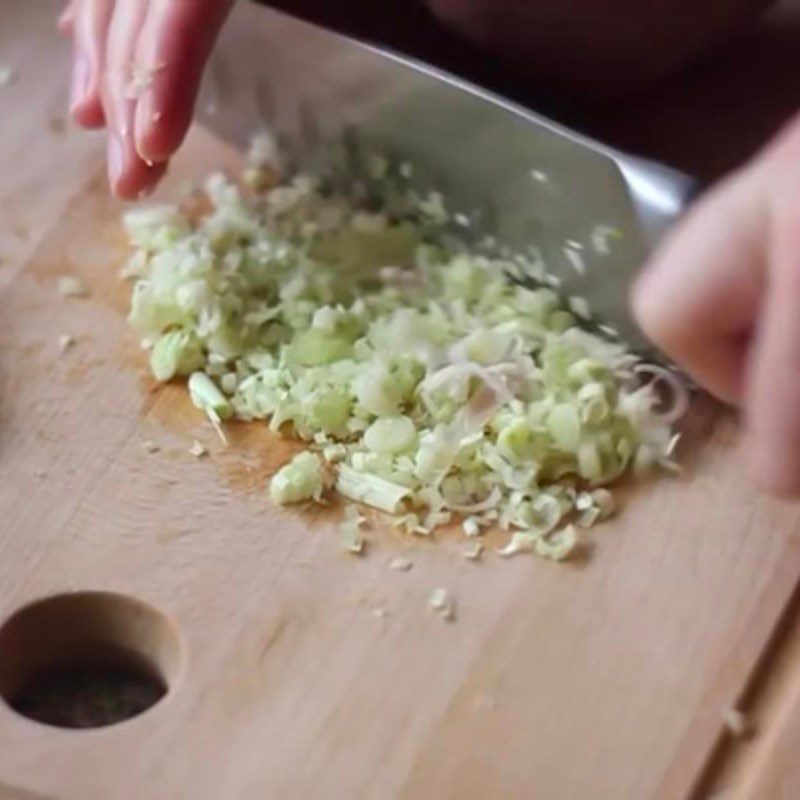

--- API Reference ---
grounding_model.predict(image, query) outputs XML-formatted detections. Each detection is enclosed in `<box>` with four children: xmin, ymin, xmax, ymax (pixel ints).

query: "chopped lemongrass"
<box><xmin>336</xmin><ymin>464</ymin><xmax>411</xmax><ymax>514</ymax></box>
<box><xmin>569</xmin><ymin>296</ymin><xmax>592</xmax><ymax>320</ymax></box>
<box><xmin>123</xmin><ymin>140</ymin><xmax>687</xmax><ymax>564</ymax></box>
<box><xmin>363</xmin><ymin>415</ymin><xmax>417</xmax><ymax>455</ymax></box>
<box><xmin>497</xmin><ymin>532</ymin><xmax>538</xmax><ymax>558</ymax></box>
<box><xmin>723</xmin><ymin>707</ymin><xmax>752</xmax><ymax>738</ymax></box>
<box><xmin>340</xmin><ymin>506</ymin><xmax>366</xmax><ymax>555</ymax></box>
<box><xmin>0</xmin><ymin>64</ymin><xmax>15</xmax><ymax>86</ymax></box>
<box><xmin>591</xmin><ymin>224</ymin><xmax>623</xmax><ymax>255</ymax></box>
<box><xmin>462</xmin><ymin>517</ymin><xmax>481</xmax><ymax>538</ymax></box>
<box><xmin>150</xmin><ymin>329</ymin><xmax>205</xmax><ymax>382</ymax></box>
<box><xmin>189</xmin><ymin>440</ymin><xmax>208</xmax><ymax>458</ymax></box>
<box><xmin>270</xmin><ymin>451</ymin><xmax>326</xmax><ymax>506</ymax></box>
<box><xmin>141</xmin><ymin>440</ymin><xmax>160</xmax><ymax>454</ymax></box>
<box><xmin>393</xmin><ymin>514</ymin><xmax>420</xmax><ymax>535</ymax></box>
<box><xmin>564</xmin><ymin>247</ymin><xmax>587</xmax><ymax>275</ymax></box>
<box><xmin>388</xmin><ymin>557</ymin><xmax>414</xmax><ymax>572</ymax></box>
<box><xmin>57</xmin><ymin>275</ymin><xmax>89</xmax><ymax>298</ymax></box>
<box><xmin>462</xmin><ymin>542</ymin><xmax>484</xmax><ymax>561</ymax></box>
<box><xmin>535</xmin><ymin>525</ymin><xmax>580</xmax><ymax>562</ymax></box>
<box><xmin>188</xmin><ymin>372</ymin><xmax>232</xmax><ymax>441</ymax></box>
<box><xmin>58</xmin><ymin>334</ymin><xmax>75</xmax><ymax>352</ymax></box>
<box><xmin>590</xmin><ymin>488</ymin><xmax>616</xmax><ymax>520</ymax></box>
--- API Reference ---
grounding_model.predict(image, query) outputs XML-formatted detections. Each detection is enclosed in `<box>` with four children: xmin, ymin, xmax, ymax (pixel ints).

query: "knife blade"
<box><xmin>198</xmin><ymin>2</ymin><xmax>697</xmax><ymax>352</ymax></box>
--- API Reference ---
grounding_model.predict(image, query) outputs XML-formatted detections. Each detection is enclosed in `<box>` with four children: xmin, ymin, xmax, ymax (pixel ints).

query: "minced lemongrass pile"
<box><xmin>122</xmin><ymin>139</ymin><xmax>686</xmax><ymax>562</ymax></box>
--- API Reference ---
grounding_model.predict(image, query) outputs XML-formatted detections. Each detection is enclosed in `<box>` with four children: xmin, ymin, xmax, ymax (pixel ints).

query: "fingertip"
<box><xmin>58</xmin><ymin>2</ymin><xmax>75</xmax><ymax>32</ymax></box>
<box><xmin>69</xmin><ymin>50</ymin><xmax>107</xmax><ymax>128</ymax></box>
<box><xmin>630</xmin><ymin>258</ymin><xmax>677</xmax><ymax>353</ymax></box>
<box><xmin>111</xmin><ymin>167</ymin><xmax>165</xmax><ymax>201</ymax></box>
<box><xmin>134</xmin><ymin>96</ymin><xmax>186</xmax><ymax>164</ymax></box>
<box><xmin>71</xmin><ymin>96</ymin><xmax>106</xmax><ymax>129</ymax></box>
<box><xmin>108</xmin><ymin>140</ymin><xmax>167</xmax><ymax>200</ymax></box>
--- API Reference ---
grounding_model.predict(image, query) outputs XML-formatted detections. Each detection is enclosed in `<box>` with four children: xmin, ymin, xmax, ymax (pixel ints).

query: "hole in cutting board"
<box><xmin>0</xmin><ymin>592</ymin><xmax>182</xmax><ymax>729</ymax></box>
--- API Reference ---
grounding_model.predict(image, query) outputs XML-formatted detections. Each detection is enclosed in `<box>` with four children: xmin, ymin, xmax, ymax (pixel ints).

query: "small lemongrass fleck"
<box><xmin>188</xmin><ymin>372</ymin><xmax>232</xmax><ymax>443</ymax></box>
<box><xmin>429</xmin><ymin>588</ymin><xmax>456</xmax><ymax>621</ymax></box>
<box><xmin>497</xmin><ymin>532</ymin><xmax>537</xmax><ymax>558</ymax></box>
<box><xmin>590</xmin><ymin>488</ymin><xmax>616</xmax><ymax>520</ymax></box>
<box><xmin>569</xmin><ymin>296</ymin><xmax>592</xmax><ymax>320</ymax></box>
<box><xmin>545</xmin><ymin>273</ymin><xmax>562</xmax><ymax>287</ymax></box>
<box><xmin>462</xmin><ymin>543</ymin><xmax>484</xmax><ymax>561</ymax></box>
<box><xmin>340</xmin><ymin>506</ymin><xmax>366</xmax><ymax>555</ymax></box>
<box><xmin>598</xmin><ymin>323</ymin><xmax>620</xmax><ymax>339</ymax></box>
<box><xmin>462</xmin><ymin>517</ymin><xmax>481</xmax><ymax>538</ymax></box>
<box><xmin>535</xmin><ymin>525</ymin><xmax>580</xmax><ymax>562</ymax></box>
<box><xmin>723</xmin><ymin>708</ymin><xmax>752</xmax><ymax>738</ymax></box>
<box><xmin>142</xmin><ymin>440</ymin><xmax>160</xmax><ymax>454</ymax></box>
<box><xmin>189</xmin><ymin>440</ymin><xmax>207</xmax><ymax>458</ymax></box>
<box><xmin>57</xmin><ymin>275</ymin><xmax>89</xmax><ymax>298</ymax></box>
<box><xmin>591</xmin><ymin>224</ymin><xmax>623</xmax><ymax>255</ymax></box>
<box><xmin>0</xmin><ymin>64</ymin><xmax>15</xmax><ymax>86</ymax></box>
<box><xmin>388</xmin><ymin>557</ymin><xmax>414</xmax><ymax>572</ymax></box>
<box><xmin>564</xmin><ymin>247</ymin><xmax>587</xmax><ymax>275</ymax></box>
<box><xmin>58</xmin><ymin>334</ymin><xmax>75</xmax><ymax>352</ymax></box>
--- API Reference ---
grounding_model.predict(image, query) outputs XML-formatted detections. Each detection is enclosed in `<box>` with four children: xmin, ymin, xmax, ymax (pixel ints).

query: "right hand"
<box><xmin>632</xmin><ymin>112</ymin><xmax>800</xmax><ymax>497</ymax></box>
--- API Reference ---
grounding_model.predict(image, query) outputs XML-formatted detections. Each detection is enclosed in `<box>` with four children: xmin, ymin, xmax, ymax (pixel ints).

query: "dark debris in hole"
<box><xmin>10</xmin><ymin>662</ymin><xmax>166</xmax><ymax>729</ymax></box>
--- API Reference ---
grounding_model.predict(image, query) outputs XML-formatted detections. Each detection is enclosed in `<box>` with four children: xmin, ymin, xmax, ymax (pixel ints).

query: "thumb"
<box><xmin>631</xmin><ymin>164</ymin><xmax>768</xmax><ymax>405</ymax></box>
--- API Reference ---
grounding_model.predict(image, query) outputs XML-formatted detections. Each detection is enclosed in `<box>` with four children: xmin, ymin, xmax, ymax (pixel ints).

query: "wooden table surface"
<box><xmin>2</xmin><ymin>2</ymin><xmax>800</xmax><ymax>798</ymax></box>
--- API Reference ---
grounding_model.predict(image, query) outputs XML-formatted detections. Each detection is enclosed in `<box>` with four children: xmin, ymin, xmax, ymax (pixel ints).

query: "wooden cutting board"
<box><xmin>3</xmin><ymin>6</ymin><xmax>800</xmax><ymax>800</ymax></box>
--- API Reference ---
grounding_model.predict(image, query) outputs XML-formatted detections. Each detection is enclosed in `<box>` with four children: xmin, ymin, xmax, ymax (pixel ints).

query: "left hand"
<box><xmin>59</xmin><ymin>0</ymin><xmax>233</xmax><ymax>199</ymax></box>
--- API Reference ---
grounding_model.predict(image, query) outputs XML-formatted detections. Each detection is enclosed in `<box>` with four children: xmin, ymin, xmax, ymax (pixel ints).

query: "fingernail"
<box><xmin>70</xmin><ymin>54</ymin><xmax>90</xmax><ymax>112</ymax></box>
<box><xmin>108</xmin><ymin>135</ymin><xmax>123</xmax><ymax>186</ymax></box>
<box><xmin>134</xmin><ymin>96</ymin><xmax>156</xmax><ymax>162</ymax></box>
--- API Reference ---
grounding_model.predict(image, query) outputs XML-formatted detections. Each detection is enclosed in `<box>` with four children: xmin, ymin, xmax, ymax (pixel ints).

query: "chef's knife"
<box><xmin>198</xmin><ymin>2</ymin><xmax>697</xmax><ymax>352</ymax></box>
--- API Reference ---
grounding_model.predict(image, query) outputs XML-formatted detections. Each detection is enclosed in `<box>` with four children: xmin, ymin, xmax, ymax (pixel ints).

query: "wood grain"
<box><xmin>3</xmin><ymin>3</ymin><xmax>800</xmax><ymax>799</ymax></box>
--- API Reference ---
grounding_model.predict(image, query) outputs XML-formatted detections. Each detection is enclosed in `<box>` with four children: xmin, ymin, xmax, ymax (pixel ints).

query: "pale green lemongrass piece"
<box><xmin>336</xmin><ymin>463</ymin><xmax>411</xmax><ymax>514</ymax></box>
<box><xmin>270</xmin><ymin>451</ymin><xmax>326</xmax><ymax>506</ymax></box>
